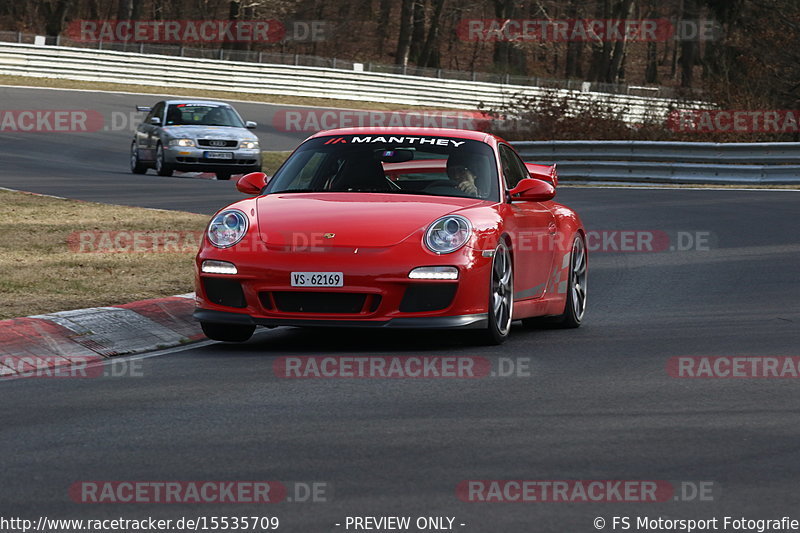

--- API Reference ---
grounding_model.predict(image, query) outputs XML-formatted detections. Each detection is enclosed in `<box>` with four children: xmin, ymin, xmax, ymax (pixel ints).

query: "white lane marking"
<box><xmin>0</xmin><ymin>328</ymin><xmax>273</xmax><ymax>382</ymax></box>
<box><xmin>0</xmin><ymin>186</ymin><xmax>68</xmax><ymax>200</ymax></box>
<box><xmin>92</xmin><ymin>328</ymin><xmax>271</xmax><ymax>365</ymax></box>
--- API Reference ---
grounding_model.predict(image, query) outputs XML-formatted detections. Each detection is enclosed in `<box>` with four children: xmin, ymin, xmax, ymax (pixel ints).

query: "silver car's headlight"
<box><xmin>424</xmin><ymin>215</ymin><xmax>472</xmax><ymax>254</ymax></box>
<box><xmin>169</xmin><ymin>139</ymin><xmax>195</xmax><ymax>147</ymax></box>
<box><xmin>208</xmin><ymin>210</ymin><xmax>249</xmax><ymax>248</ymax></box>
<box><xmin>240</xmin><ymin>141</ymin><xmax>259</xmax><ymax>149</ymax></box>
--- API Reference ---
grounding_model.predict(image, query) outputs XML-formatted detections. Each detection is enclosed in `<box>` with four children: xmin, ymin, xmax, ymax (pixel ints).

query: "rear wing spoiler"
<box><xmin>525</xmin><ymin>163</ymin><xmax>558</xmax><ymax>187</ymax></box>
<box><xmin>136</xmin><ymin>106</ymin><xmax>151</xmax><ymax>112</ymax></box>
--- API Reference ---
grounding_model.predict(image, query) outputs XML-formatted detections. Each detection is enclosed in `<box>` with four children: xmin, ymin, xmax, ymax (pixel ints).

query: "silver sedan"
<box><xmin>130</xmin><ymin>100</ymin><xmax>262</xmax><ymax>180</ymax></box>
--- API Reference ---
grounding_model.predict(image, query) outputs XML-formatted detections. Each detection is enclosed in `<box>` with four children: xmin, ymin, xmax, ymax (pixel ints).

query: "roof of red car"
<box><xmin>308</xmin><ymin>127</ymin><xmax>498</xmax><ymax>143</ymax></box>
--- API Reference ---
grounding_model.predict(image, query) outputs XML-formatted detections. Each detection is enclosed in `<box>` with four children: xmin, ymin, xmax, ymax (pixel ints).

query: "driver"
<box><xmin>446</xmin><ymin>152</ymin><xmax>486</xmax><ymax>197</ymax></box>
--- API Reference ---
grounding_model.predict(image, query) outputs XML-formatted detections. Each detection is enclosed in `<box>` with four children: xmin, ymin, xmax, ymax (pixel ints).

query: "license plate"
<box><xmin>291</xmin><ymin>272</ymin><xmax>343</xmax><ymax>287</ymax></box>
<box><xmin>205</xmin><ymin>151</ymin><xmax>233</xmax><ymax>159</ymax></box>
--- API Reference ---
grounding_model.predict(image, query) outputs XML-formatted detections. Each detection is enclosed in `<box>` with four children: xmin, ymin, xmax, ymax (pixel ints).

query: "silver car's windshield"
<box><xmin>164</xmin><ymin>104</ymin><xmax>244</xmax><ymax>128</ymax></box>
<box><xmin>266</xmin><ymin>135</ymin><xmax>499</xmax><ymax>201</ymax></box>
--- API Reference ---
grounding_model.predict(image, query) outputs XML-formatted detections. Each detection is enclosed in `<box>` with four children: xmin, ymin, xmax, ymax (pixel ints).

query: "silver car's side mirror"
<box><xmin>150</xmin><ymin>117</ymin><xmax>161</xmax><ymax>126</ymax></box>
<box><xmin>245</xmin><ymin>121</ymin><xmax>257</xmax><ymax>129</ymax></box>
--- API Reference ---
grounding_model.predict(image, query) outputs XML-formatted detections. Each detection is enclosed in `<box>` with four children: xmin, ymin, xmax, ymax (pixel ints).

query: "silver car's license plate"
<box><xmin>291</xmin><ymin>272</ymin><xmax>343</xmax><ymax>287</ymax></box>
<box><xmin>205</xmin><ymin>151</ymin><xmax>234</xmax><ymax>160</ymax></box>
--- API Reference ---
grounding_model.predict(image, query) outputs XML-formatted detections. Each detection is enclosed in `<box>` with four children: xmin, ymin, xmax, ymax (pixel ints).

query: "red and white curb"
<box><xmin>0</xmin><ymin>293</ymin><xmax>203</xmax><ymax>376</ymax></box>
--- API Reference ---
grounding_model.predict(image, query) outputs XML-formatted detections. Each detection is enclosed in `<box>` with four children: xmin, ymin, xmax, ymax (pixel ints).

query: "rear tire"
<box><xmin>201</xmin><ymin>322</ymin><xmax>255</xmax><ymax>342</ymax></box>
<box><xmin>130</xmin><ymin>142</ymin><xmax>147</xmax><ymax>174</ymax></box>
<box><xmin>524</xmin><ymin>235</ymin><xmax>586</xmax><ymax>329</ymax></box>
<box><xmin>479</xmin><ymin>241</ymin><xmax>513</xmax><ymax>345</ymax></box>
<box><xmin>155</xmin><ymin>144</ymin><xmax>174</xmax><ymax>177</ymax></box>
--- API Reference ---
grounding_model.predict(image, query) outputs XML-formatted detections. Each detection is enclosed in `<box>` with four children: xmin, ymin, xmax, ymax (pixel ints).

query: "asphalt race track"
<box><xmin>0</xmin><ymin>85</ymin><xmax>305</xmax><ymax>212</ymax></box>
<box><xmin>2</xmin><ymin>86</ymin><xmax>800</xmax><ymax>532</ymax></box>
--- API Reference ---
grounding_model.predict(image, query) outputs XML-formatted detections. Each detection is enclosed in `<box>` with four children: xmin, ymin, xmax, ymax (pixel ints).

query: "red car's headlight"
<box><xmin>424</xmin><ymin>215</ymin><xmax>472</xmax><ymax>254</ymax></box>
<box><xmin>207</xmin><ymin>209</ymin><xmax>249</xmax><ymax>248</ymax></box>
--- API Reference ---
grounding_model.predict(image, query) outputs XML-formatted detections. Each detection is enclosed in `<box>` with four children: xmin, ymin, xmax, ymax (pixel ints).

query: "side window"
<box><xmin>275</xmin><ymin>151</ymin><xmax>328</xmax><ymax>190</ymax></box>
<box><xmin>499</xmin><ymin>145</ymin><xmax>527</xmax><ymax>189</ymax></box>
<box><xmin>149</xmin><ymin>102</ymin><xmax>165</xmax><ymax>124</ymax></box>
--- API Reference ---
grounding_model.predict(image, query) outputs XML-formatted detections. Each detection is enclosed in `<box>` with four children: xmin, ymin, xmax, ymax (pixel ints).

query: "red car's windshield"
<box><xmin>266</xmin><ymin>135</ymin><xmax>500</xmax><ymax>201</ymax></box>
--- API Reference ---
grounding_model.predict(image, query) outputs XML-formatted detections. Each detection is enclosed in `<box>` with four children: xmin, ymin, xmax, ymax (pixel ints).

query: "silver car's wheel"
<box><xmin>130</xmin><ymin>142</ymin><xmax>147</xmax><ymax>174</ymax></box>
<box><xmin>155</xmin><ymin>144</ymin><xmax>174</xmax><ymax>177</ymax></box>
<box><xmin>481</xmin><ymin>241</ymin><xmax>513</xmax><ymax>344</ymax></box>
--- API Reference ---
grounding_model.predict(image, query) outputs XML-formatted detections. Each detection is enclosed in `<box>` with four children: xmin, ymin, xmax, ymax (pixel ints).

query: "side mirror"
<box><xmin>236</xmin><ymin>172</ymin><xmax>268</xmax><ymax>195</ymax></box>
<box><xmin>245</xmin><ymin>121</ymin><xmax>257</xmax><ymax>129</ymax></box>
<box><xmin>508</xmin><ymin>178</ymin><xmax>556</xmax><ymax>202</ymax></box>
<box><xmin>149</xmin><ymin>116</ymin><xmax>161</xmax><ymax>126</ymax></box>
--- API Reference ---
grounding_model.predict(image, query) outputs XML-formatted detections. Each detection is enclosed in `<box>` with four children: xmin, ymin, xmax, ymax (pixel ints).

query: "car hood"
<box><xmin>162</xmin><ymin>125</ymin><xmax>256</xmax><ymax>140</ymax></box>
<box><xmin>255</xmin><ymin>192</ymin><xmax>486</xmax><ymax>248</ymax></box>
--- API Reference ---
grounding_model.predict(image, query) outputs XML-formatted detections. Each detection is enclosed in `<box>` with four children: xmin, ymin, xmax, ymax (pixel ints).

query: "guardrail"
<box><xmin>0</xmin><ymin>42</ymin><xmax>702</xmax><ymax>123</ymax></box>
<box><xmin>0</xmin><ymin>30</ymin><xmax>695</xmax><ymax>100</ymax></box>
<box><xmin>512</xmin><ymin>141</ymin><xmax>800</xmax><ymax>184</ymax></box>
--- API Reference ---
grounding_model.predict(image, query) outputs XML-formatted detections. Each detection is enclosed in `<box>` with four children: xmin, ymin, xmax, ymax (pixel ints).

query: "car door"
<box><xmin>139</xmin><ymin>101</ymin><xmax>165</xmax><ymax>160</ymax></box>
<box><xmin>498</xmin><ymin>144</ymin><xmax>556</xmax><ymax>301</ymax></box>
<box><xmin>134</xmin><ymin>106</ymin><xmax>152</xmax><ymax>159</ymax></box>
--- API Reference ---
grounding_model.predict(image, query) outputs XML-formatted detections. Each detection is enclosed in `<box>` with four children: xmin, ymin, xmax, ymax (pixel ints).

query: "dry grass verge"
<box><xmin>0</xmin><ymin>189</ymin><xmax>208</xmax><ymax>319</ymax></box>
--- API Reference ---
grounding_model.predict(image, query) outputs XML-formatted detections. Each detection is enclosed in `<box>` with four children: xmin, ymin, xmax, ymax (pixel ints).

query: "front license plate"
<box><xmin>291</xmin><ymin>272</ymin><xmax>344</xmax><ymax>287</ymax></box>
<box><xmin>204</xmin><ymin>151</ymin><xmax>234</xmax><ymax>160</ymax></box>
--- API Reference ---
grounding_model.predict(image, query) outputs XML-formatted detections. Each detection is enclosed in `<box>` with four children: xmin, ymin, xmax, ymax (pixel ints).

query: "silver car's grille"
<box><xmin>197</xmin><ymin>139</ymin><xmax>238</xmax><ymax>148</ymax></box>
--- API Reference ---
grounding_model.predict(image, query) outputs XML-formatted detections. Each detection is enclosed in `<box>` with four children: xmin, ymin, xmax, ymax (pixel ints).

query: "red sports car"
<box><xmin>193</xmin><ymin>127</ymin><xmax>586</xmax><ymax>344</ymax></box>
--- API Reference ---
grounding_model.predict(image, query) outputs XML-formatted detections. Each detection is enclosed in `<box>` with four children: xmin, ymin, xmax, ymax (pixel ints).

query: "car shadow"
<box><xmin>195</xmin><ymin>321</ymin><xmax>556</xmax><ymax>357</ymax></box>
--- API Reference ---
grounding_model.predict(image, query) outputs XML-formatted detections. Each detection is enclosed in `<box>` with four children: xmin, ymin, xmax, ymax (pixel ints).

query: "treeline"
<box><xmin>2</xmin><ymin>0</ymin><xmax>799</xmax><ymax>123</ymax></box>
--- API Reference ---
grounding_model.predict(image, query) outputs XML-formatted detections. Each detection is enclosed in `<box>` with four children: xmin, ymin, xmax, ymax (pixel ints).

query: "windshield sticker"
<box><xmin>348</xmin><ymin>136</ymin><xmax>466</xmax><ymax>147</ymax></box>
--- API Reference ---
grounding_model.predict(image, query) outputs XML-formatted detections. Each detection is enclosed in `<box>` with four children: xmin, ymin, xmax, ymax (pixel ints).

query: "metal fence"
<box><xmin>0</xmin><ymin>41</ymin><xmax>702</xmax><ymax>124</ymax></box>
<box><xmin>0</xmin><ymin>30</ymin><xmax>696</xmax><ymax>100</ymax></box>
<box><xmin>513</xmin><ymin>141</ymin><xmax>800</xmax><ymax>184</ymax></box>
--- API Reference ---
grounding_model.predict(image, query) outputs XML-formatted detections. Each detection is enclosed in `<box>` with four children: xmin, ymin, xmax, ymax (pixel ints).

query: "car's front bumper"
<box><xmin>164</xmin><ymin>146</ymin><xmax>261</xmax><ymax>169</ymax></box>
<box><xmin>193</xmin><ymin>308</ymin><xmax>488</xmax><ymax>329</ymax></box>
<box><xmin>193</xmin><ymin>237</ymin><xmax>495</xmax><ymax>328</ymax></box>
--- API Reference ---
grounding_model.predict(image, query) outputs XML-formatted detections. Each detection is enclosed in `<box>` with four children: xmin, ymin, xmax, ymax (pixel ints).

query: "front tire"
<box><xmin>480</xmin><ymin>241</ymin><xmax>513</xmax><ymax>345</ymax></box>
<box><xmin>201</xmin><ymin>322</ymin><xmax>255</xmax><ymax>342</ymax></box>
<box><xmin>215</xmin><ymin>172</ymin><xmax>232</xmax><ymax>180</ymax></box>
<box><xmin>130</xmin><ymin>142</ymin><xmax>147</xmax><ymax>174</ymax></box>
<box><xmin>155</xmin><ymin>144</ymin><xmax>174</xmax><ymax>177</ymax></box>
